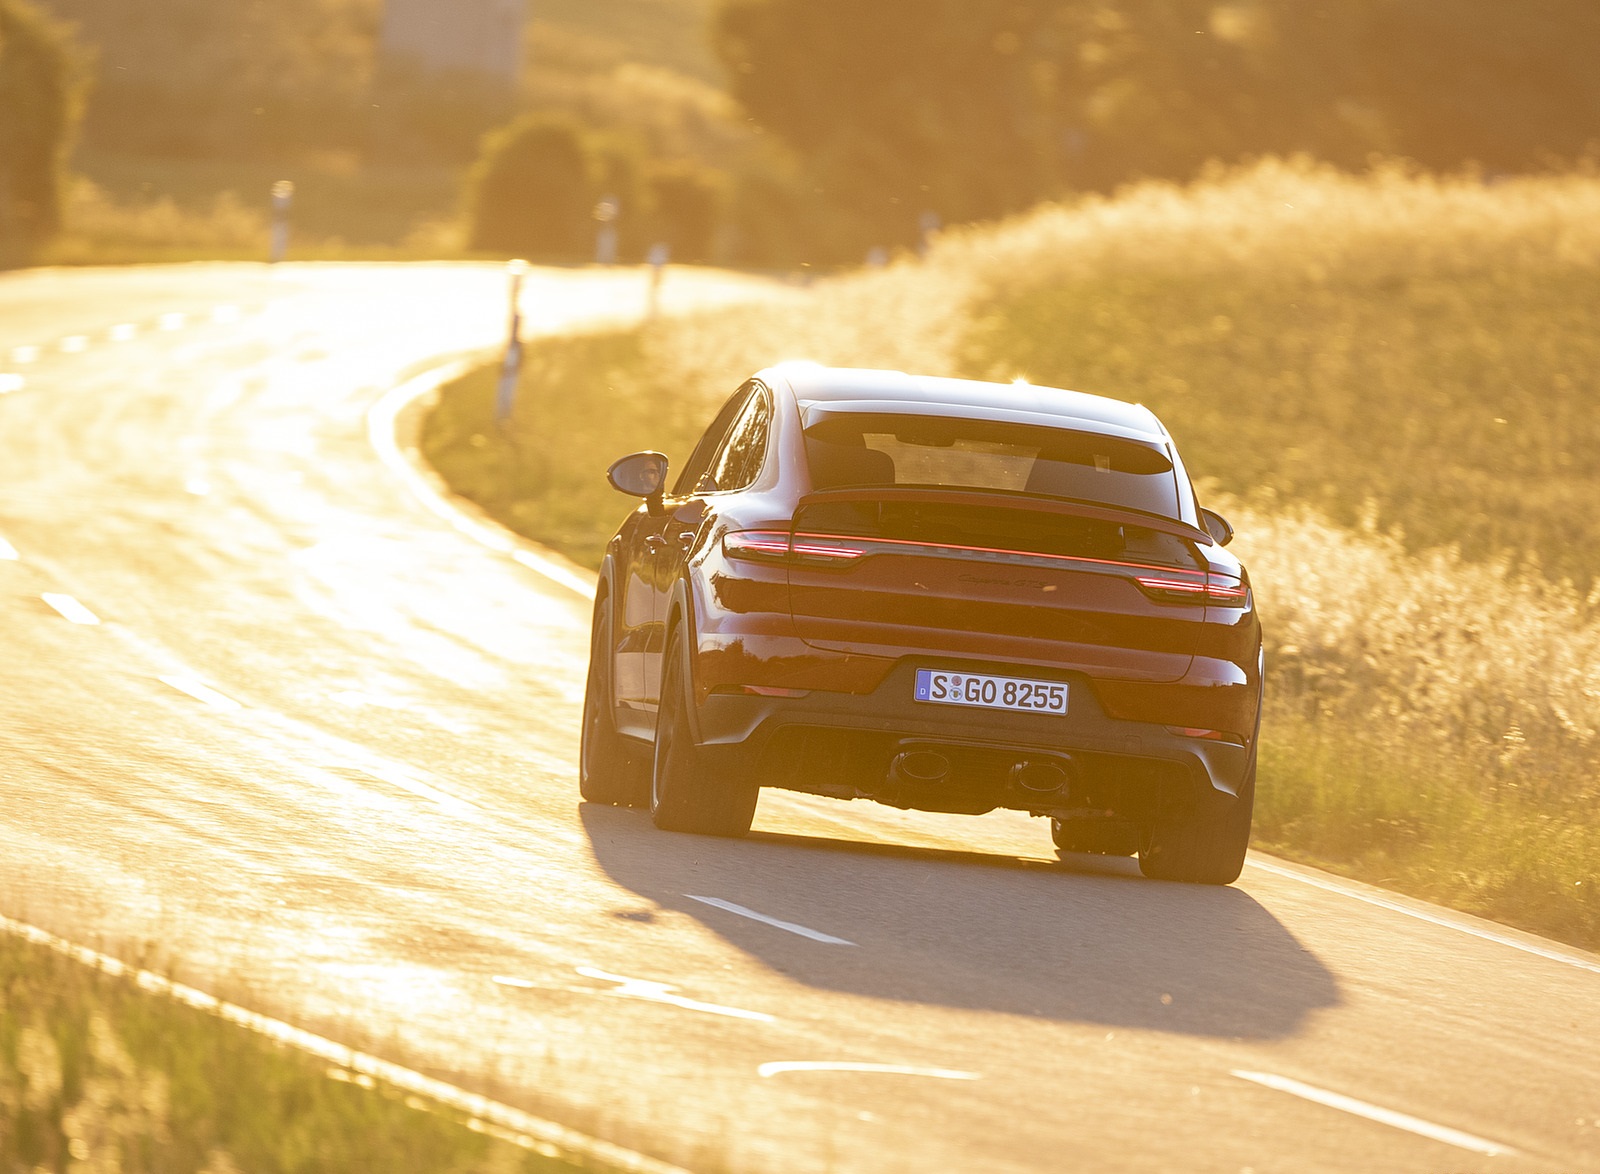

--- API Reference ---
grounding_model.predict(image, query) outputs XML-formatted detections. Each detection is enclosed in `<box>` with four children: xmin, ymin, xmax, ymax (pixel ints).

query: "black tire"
<box><xmin>1137</xmin><ymin>753</ymin><xmax>1255</xmax><ymax>885</ymax></box>
<box><xmin>1052</xmin><ymin>817</ymin><xmax>1139</xmax><ymax>857</ymax></box>
<box><xmin>650</xmin><ymin>626</ymin><xmax>758</xmax><ymax>836</ymax></box>
<box><xmin>579</xmin><ymin>599</ymin><xmax>648</xmax><ymax>807</ymax></box>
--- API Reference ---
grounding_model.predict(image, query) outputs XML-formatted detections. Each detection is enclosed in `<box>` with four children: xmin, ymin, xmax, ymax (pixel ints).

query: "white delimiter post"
<box><xmin>269</xmin><ymin>181</ymin><xmax>294</xmax><ymax>264</ymax></box>
<box><xmin>496</xmin><ymin>260</ymin><xmax>527</xmax><ymax>424</ymax></box>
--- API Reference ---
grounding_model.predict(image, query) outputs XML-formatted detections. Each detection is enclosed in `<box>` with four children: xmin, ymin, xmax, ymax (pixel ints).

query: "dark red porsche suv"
<box><xmin>580</xmin><ymin>365</ymin><xmax>1262</xmax><ymax>884</ymax></box>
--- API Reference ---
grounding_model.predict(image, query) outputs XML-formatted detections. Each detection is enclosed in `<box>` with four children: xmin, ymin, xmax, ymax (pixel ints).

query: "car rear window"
<box><xmin>804</xmin><ymin>413</ymin><xmax>1182</xmax><ymax>519</ymax></box>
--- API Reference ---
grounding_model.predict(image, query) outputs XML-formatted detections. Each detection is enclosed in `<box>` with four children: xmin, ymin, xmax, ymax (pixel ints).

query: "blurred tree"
<box><xmin>645</xmin><ymin>160</ymin><xmax>723</xmax><ymax>262</ymax></box>
<box><xmin>713</xmin><ymin>0</ymin><xmax>1600</xmax><ymax>247</ymax></box>
<box><xmin>0</xmin><ymin>0</ymin><xmax>85</xmax><ymax>267</ymax></box>
<box><xmin>466</xmin><ymin>112</ymin><xmax>596</xmax><ymax>257</ymax></box>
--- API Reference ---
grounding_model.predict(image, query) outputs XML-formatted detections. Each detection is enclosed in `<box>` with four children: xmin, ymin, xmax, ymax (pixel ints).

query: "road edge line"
<box><xmin>367</xmin><ymin>360</ymin><xmax>597</xmax><ymax>601</ymax></box>
<box><xmin>0</xmin><ymin>912</ymin><xmax>691</xmax><ymax>1174</ymax></box>
<box><xmin>1245</xmin><ymin>853</ymin><xmax>1600</xmax><ymax>976</ymax></box>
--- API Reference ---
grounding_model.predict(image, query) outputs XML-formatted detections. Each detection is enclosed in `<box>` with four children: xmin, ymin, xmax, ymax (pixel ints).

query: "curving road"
<box><xmin>1</xmin><ymin>262</ymin><xmax>1597</xmax><ymax>1173</ymax></box>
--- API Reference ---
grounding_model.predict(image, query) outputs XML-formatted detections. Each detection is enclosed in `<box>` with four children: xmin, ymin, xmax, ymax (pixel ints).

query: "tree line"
<box><xmin>713</xmin><ymin>0</ymin><xmax>1600</xmax><ymax>251</ymax></box>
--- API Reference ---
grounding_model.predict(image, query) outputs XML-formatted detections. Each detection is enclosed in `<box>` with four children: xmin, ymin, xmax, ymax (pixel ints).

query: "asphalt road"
<box><xmin>1</xmin><ymin>262</ymin><xmax>1597</xmax><ymax>1174</ymax></box>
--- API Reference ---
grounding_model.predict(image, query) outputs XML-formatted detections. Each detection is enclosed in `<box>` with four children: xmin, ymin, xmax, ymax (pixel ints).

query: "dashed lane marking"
<box><xmin>0</xmin><ymin>914</ymin><xmax>690</xmax><ymax>1174</ymax></box>
<box><xmin>10</xmin><ymin>345</ymin><xmax>39</xmax><ymax>364</ymax></box>
<box><xmin>492</xmin><ymin>975</ymin><xmax>536</xmax><ymax>989</ymax></box>
<box><xmin>1231</xmin><ymin>1070</ymin><xmax>1517</xmax><ymax>1158</ymax></box>
<box><xmin>159</xmin><ymin>312</ymin><xmax>187</xmax><ymax>331</ymax></box>
<box><xmin>685</xmin><ymin>895</ymin><xmax>856</xmax><ymax>946</ymax></box>
<box><xmin>576</xmin><ymin>966</ymin><xmax>775</xmax><ymax>1023</ymax></box>
<box><xmin>0</xmin><ymin>536</ymin><xmax>18</xmax><ymax>560</ymax></box>
<box><xmin>212</xmin><ymin>304</ymin><xmax>241</xmax><ymax>323</ymax></box>
<box><xmin>1246</xmin><ymin>855</ymin><xmax>1600</xmax><ymax>976</ymax></box>
<box><xmin>758</xmin><ymin>1062</ymin><xmax>980</xmax><ymax>1080</ymax></box>
<box><xmin>41</xmin><ymin>593</ymin><xmax>100</xmax><ymax>625</ymax></box>
<box><xmin>109</xmin><ymin>323</ymin><xmax>138</xmax><ymax>341</ymax></box>
<box><xmin>0</xmin><ymin>374</ymin><xmax>22</xmax><ymax>394</ymax></box>
<box><xmin>354</xmin><ymin>763</ymin><xmax>481</xmax><ymax>814</ymax></box>
<box><xmin>158</xmin><ymin>674</ymin><xmax>243</xmax><ymax>711</ymax></box>
<box><xmin>59</xmin><ymin>335</ymin><xmax>88</xmax><ymax>353</ymax></box>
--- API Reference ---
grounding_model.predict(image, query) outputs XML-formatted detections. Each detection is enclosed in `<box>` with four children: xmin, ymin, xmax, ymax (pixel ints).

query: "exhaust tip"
<box><xmin>891</xmin><ymin>749</ymin><xmax>950</xmax><ymax>784</ymax></box>
<box><xmin>1011</xmin><ymin>760</ymin><xmax>1069</xmax><ymax>793</ymax></box>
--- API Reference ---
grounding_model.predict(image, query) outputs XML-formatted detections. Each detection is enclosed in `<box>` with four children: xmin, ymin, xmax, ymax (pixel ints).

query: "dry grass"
<box><xmin>423</xmin><ymin>160</ymin><xmax>1600</xmax><ymax>948</ymax></box>
<box><xmin>0</xmin><ymin>932</ymin><xmax>581</xmax><ymax>1173</ymax></box>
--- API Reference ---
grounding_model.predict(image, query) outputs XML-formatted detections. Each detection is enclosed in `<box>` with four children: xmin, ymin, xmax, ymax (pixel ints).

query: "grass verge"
<box><xmin>420</xmin><ymin>160</ymin><xmax>1600</xmax><ymax>952</ymax></box>
<box><xmin>0</xmin><ymin>930</ymin><xmax>589</xmax><ymax>1174</ymax></box>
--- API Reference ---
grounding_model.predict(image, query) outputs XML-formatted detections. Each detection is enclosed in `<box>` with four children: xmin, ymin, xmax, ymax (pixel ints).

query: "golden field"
<box><xmin>424</xmin><ymin>160</ymin><xmax>1600</xmax><ymax>947</ymax></box>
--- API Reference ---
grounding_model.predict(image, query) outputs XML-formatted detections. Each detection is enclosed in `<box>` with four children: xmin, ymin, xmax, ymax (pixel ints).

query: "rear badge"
<box><xmin>914</xmin><ymin>669</ymin><xmax>1067</xmax><ymax>715</ymax></box>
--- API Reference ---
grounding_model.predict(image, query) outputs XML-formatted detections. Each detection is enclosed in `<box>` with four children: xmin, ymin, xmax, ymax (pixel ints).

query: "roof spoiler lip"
<box><xmin>794</xmin><ymin>485</ymin><xmax>1214</xmax><ymax>546</ymax></box>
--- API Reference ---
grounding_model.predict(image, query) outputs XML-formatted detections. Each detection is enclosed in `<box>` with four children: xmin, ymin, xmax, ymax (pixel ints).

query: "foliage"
<box><xmin>423</xmin><ymin>160</ymin><xmax>1600</xmax><ymax>948</ymax></box>
<box><xmin>0</xmin><ymin>0</ymin><xmax>85</xmax><ymax>266</ymax></box>
<box><xmin>712</xmin><ymin>0</ymin><xmax>1600</xmax><ymax>249</ymax></box>
<box><xmin>0</xmin><ymin>932</ymin><xmax>585</xmax><ymax>1173</ymax></box>
<box><xmin>466</xmin><ymin>114</ymin><xmax>605</xmax><ymax>259</ymax></box>
<box><xmin>645</xmin><ymin>160</ymin><xmax>724</xmax><ymax>262</ymax></box>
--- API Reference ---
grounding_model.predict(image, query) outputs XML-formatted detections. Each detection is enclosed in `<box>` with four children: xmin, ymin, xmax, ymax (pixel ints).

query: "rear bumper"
<box><xmin>697</xmin><ymin>657</ymin><xmax>1253</xmax><ymax>820</ymax></box>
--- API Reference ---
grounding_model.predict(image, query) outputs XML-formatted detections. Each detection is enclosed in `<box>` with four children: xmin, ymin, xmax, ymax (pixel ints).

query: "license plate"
<box><xmin>913</xmin><ymin>669</ymin><xmax>1067</xmax><ymax>715</ymax></box>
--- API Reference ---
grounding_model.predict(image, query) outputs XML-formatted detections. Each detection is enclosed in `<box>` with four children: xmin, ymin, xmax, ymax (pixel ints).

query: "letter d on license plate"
<box><xmin>914</xmin><ymin>669</ymin><xmax>1067</xmax><ymax>715</ymax></box>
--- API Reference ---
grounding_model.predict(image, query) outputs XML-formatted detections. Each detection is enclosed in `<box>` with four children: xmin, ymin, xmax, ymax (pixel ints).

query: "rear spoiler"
<box><xmin>795</xmin><ymin>486</ymin><xmax>1214</xmax><ymax>547</ymax></box>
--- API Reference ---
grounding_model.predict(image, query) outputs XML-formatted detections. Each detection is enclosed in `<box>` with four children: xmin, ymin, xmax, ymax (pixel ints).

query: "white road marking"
<box><xmin>368</xmin><ymin>365</ymin><xmax>597</xmax><ymax>602</ymax></box>
<box><xmin>159</xmin><ymin>312</ymin><xmax>187</xmax><ymax>331</ymax></box>
<box><xmin>576</xmin><ymin>966</ymin><xmax>775</xmax><ymax>1022</ymax></box>
<box><xmin>0</xmin><ymin>914</ymin><xmax>689</xmax><ymax>1174</ymax></box>
<box><xmin>1231</xmin><ymin>1070</ymin><xmax>1517</xmax><ymax>1158</ymax></box>
<box><xmin>158</xmin><ymin>674</ymin><xmax>243</xmax><ymax>711</ymax></box>
<box><xmin>212</xmin><ymin>304</ymin><xmax>241</xmax><ymax>323</ymax></box>
<box><xmin>0</xmin><ymin>374</ymin><xmax>22</xmax><ymax>394</ymax></box>
<box><xmin>758</xmin><ymin>1061</ymin><xmax>980</xmax><ymax>1081</ymax></box>
<box><xmin>41</xmin><ymin>593</ymin><xmax>100</xmax><ymax>625</ymax></box>
<box><xmin>184</xmin><ymin>476</ymin><xmax>212</xmax><ymax>497</ymax></box>
<box><xmin>492</xmin><ymin>975</ymin><xmax>536</xmax><ymax>989</ymax></box>
<box><xmin>685</xmin><ymin>894</ymin><xmax>856</xmax><ymax>946</ymax></box>
<box><xmin>10</xmin><ymin>345</ymin><xmax>39</xmax><ymax>363</ymax></box>
<box><xmin>355</xmin><ymin>763</ymin><xmax>481</xmax><ymax>814</ymax></box>
<box><xmin>1247</xmin><ymin>855</ymin><xmax>1600</xmax><ymax>976</ymax></box>
<box><xmin>0</xmin><ymin>536</ymin><xmax>17</xmax><ymax>560</ymax></box>
<box><xmin>109</xmin><ymin>323</ymin><xmax>138</xmax><ymax>341</ymax></box>
<box><xmin>59</xmin><ymin>335</ymin><xmax>88</xmax><ymax>353</ymax></box>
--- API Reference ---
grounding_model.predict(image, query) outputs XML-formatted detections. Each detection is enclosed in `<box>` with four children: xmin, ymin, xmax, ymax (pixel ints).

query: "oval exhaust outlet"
<box><xmin>891</xmin><ymin>750</ymin><xmax>950</xmax><ymax>784</ymax></box>
<box><xmin>1012</xmin><ymin>760</ymin><xmax>1069</xmax><ymax>793</ymax></box>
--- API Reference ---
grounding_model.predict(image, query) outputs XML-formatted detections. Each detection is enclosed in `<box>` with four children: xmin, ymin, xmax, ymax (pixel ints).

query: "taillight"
<box><xmin>722</xmin><ymin>530</ymin><xmax>866</xmax><ymax>565</ymax></box>
<box><xmin>1134</xmin><ymin>573</ymin><xmax>1250</xmax><ymax>607</ymax></box>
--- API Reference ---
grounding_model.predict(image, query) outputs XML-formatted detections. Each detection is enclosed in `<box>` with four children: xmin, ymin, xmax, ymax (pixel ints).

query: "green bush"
<box><xmin>645</xmin><ymin>159</ymin><xmax>723</xmax><ymax>262</ymax></box>
<box><xmin>466</xmin><ymin>113</ymin><xmax>601</xmax><ymax>259</ymax></box>
<box><xmin>0</xmin><ymin>0</ymin><xmax>85</xmax><ymax>267</ymax></box>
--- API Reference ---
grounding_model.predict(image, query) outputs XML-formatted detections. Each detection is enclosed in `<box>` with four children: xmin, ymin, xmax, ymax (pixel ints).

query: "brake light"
<box><xmin>722</xmin><ymin>530</ymin><xmax>866</xmax><ymax>564</ymax></box>
<box><xmin>1134</xmin><ymin>573</ymin><xmax>1250</xmax><ymax>606</ymax></box>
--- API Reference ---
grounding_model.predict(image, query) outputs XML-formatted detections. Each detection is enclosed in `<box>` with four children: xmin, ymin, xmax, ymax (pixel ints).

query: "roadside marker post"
<box><xmin>646</xmin><ymin>242</ymin><xmax>669</xmax><ymax>320</ymax></box>
<box><xmin>496</xmin><ymin>260</ymin><xmax>527</xmax><ymax>424</ymax></box>
<box><xmin>593</xmin><ymin>195</ymin><xmax>620</xmax><ymax>265</ymax></box>
<box><xmin>269</xmin><ymin>180</ymin><xmax>295</xmax><ymax>264</ymax></box>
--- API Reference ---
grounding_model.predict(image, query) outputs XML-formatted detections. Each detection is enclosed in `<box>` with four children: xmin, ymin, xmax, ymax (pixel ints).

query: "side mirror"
<box><xmin>607</xmin><ymin>451</ymin><xmax>669</xmax><ymax>508</ymax></box>
<box><xmin>1199</xmin><ymin>507</ymin><xmax>1234</xmax><ymax>547</ymax></box>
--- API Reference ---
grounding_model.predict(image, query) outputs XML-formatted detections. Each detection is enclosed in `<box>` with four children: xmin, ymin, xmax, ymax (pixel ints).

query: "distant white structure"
<box><xmin>380</xmin><ymin>0</ymin><xmax>526</xmax><ymax>85</ymax></box>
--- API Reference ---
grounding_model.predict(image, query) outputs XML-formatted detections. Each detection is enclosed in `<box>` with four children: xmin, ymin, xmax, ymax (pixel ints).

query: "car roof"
<box><xmin>761</xmin><ymin>364</ymin><xmax>1168</xmax><ymax>444</ymax></box>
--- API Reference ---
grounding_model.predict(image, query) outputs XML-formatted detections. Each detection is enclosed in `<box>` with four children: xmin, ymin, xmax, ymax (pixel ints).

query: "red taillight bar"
<box><xmin>1135</xmin><ymin>573</ymin><xmax>1249</xmax><ymax>607</ymax></box>
<box><xmin>723</xmin><ymin>530</ymin><xmax>1249</xmax><ymax>606</ymax></box>
<box><xmin>722</xmin><ymin>530</ymin><xmax>865</xmax><ymax>563</ymax></box>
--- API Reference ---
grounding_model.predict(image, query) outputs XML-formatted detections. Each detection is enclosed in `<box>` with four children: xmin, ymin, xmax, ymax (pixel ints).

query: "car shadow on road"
<box><xmin>579</xmin><ymin>803</ymin><xmax>1338</xmax><ymax>1040</ymax></box>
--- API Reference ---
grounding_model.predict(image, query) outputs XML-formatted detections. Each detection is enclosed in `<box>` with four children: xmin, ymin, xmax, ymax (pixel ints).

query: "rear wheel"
<box><xmin>579</xmin><ymin>600</ymin><xmax>648</xmax><ymax>807</ymax></box>
<box><xmin>1052</xmin><ymin>817</ymin><xmax>1139</xmax><ymax>857</ymax></box>
<box><xmin>1137</xmin><ymin>754</ymin><xmax>1255</xmax><ymax>885</ymax></box>
<box><xmin>650</xmin><ymin>627</ymin><xmax>758</xmax><ymax>836</ymax></box>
